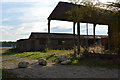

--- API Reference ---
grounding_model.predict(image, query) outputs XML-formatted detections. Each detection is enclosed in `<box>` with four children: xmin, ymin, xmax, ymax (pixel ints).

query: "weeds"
<box><xmin>1</xmin><ymin>47</ymin><xmax>120</xmax><ymax>69</ymax></box>
<box><xmin>88</xmin><ymin>44</ymin><xmax>104</xmax><ymax>54</ymax></box>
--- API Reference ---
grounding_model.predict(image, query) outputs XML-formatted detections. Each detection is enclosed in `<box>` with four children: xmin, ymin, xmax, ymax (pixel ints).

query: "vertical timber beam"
<box><xmin>48</xmin><ymin>20</ymin><xmax>51</xmax><ymax>33</ymax></box>
<box><xmin>108</xmin><ymin>25</ymin><xmax>111</xmax><ymax>51</ymax></box>
<box><xmin>77</xmin><ymin>22</ymin><xmax>80</xmax><ymax>55</ymax></box>
<box><xmin>73</xmin><ymin>22</ymin><xmax>76</xmax><ymax>55</ymax></box>
<box><xmin>47</xmin><ymin>20</ymin><xmax>51</xmax><ymax>51</ymax></box>
<box><xmin>93</xmin><ymin>24</ymin><xmax>96</xmax><ymax>44</ymax></box>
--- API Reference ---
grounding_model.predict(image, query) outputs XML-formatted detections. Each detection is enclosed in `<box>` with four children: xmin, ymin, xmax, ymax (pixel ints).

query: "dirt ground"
<box><xmin>1</xmin><ymin>55</ymin><xmax>119</xmax><ymax>78</ymax></box>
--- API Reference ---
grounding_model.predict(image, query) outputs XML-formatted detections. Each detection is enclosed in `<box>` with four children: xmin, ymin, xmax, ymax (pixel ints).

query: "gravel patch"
<box><xmin>2</xmin><ymin>55</ymin><xmax>119</xmax><ymax>78</ymax></box>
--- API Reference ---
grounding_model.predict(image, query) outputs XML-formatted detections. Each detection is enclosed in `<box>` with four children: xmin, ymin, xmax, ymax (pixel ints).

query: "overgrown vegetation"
<box><xmin>68</xmin><ymin>0</ymin><xmax>120</xmax><ymax>54</ymax></box>
<box><xmin>1</xmin><ymin>47</ymin><xmax>120</xmax><ymax>69</ymax></box>
<box><xmin>2</xmin><ymin>49</ymin><xmax>74</xmax><ymax>63</ymax></box>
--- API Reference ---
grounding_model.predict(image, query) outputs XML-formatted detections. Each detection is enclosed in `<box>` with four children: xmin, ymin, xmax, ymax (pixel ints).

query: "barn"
<box><xmin>17</xmin><ymin>32</ymin><xmax>107</xmax><ymax>52</ymax></box>
<box><xmin>17</xmin><ymin>1</ymin><xmax>118</xmax><ymax>53</ymax></box>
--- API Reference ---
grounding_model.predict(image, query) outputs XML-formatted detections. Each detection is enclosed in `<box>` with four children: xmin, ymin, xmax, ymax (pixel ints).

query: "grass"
<box><xmin>2</xmin><ymin>49</ymin><xmax>73</xmax><ymax>63</ymax></box>
<box><xmin>1</xmin><ymin>48</ymin><xmax>120</xmax><ymax>69</ymax></box>
<box><xmin>1</xmin><ymin>47</ymin><xmax>119</xmax><ymax>78</ymax></box>
<box><xmin>3</xmin><ymin>60</ymin><xmax>19</xmax><ymax>63</ymax></box>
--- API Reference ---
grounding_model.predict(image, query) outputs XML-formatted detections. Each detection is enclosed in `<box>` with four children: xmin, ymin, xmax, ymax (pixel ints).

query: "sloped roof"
<box><xmin>48</xmin><ymin>2</ymin><xmax>114</xmax><ymax>25</ymax></box>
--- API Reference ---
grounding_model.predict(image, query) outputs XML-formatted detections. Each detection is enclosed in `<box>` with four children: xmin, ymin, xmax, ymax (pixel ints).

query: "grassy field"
<box><xmin>1</xmin><ymin>47</ymin><xmax>120</xmax><ymax>69</ymax></box>
<box><xmin>1</xmin><ymin>47</ymin><xmax>120</xmax><ymax>78</ymax></box>
<box><xmin>1</xmin><ymin>49</ymin><xmax>73</xmax><ymax>62</ymax></box>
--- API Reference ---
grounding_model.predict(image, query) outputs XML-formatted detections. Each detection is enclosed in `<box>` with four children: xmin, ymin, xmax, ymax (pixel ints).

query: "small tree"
<box><xmin>67</xmin><ymin>0</ymin><xmax>102</xmax><ymax>22</ymax></box>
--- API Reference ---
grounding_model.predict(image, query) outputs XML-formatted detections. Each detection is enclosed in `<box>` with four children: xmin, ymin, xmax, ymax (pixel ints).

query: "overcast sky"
<box><xmin>1</xmin><ymin>0</ymin><xmax>115</xmax><ymax>41</ymax></box>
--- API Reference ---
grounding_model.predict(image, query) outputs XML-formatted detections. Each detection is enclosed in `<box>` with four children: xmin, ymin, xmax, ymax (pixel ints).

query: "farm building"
<box><xmin>17</xmin><ymin>1</ymin><xmax>119</xmax><ymax>53</ymax></box>
<box><xmin>16</xmin><ymin>32</ymin><xmax>108</xmax><ymax>52</ymax></box>
<box><xmin>47</xmin><ymin>1</ymin><xmax>119</xmax><ymax>53</ymax></box>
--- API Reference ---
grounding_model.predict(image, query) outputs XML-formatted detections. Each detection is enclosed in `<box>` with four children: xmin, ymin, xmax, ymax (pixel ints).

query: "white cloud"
<box><xmin>2</xmin><ymin>18</ymin><xmax>10</xmax><ymax>22</ymax></box>
<box><xmin>3</xmin><ymin>2</ymin><xmax>55</xmax><ymax>22</ymax></box>
<box><xmin>0</xmin><ymin>25</ymin><xmax>18</xmax><ymax>41</ymax></box>
<box><xmin>81</xmin><ymin>0</ymin><xmax>115</xmax><ymax>3</ymax></box>
<box><xmin>17</xmin><ymin>7</ymin><xmax>53</xmax><ymax>22</ymax></box>
<box><xmin>2</xmin><ymin>0</ymin><xmax>45</xmax><ymax>2</ymax></box>
<box><xmin>2</xmin><ymin>0</ymin><xmax>69</xmax><ymax>2</ymax></box>
<box><xmin>1</xmin><ymin>21</ymin><xmax>47</xmax><ymax>41</ymax></box>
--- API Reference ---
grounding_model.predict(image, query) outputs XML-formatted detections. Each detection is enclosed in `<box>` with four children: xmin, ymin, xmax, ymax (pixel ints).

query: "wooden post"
<box><xmin>48</xmin><ymin>20</ymin><xmax>51</xmax><ymax>33</ymax></box>
<box><xmin>108</xmin><ymin>25</ymin><xmax>111</xmax><ymax>51</ymax></box>
<box><xmin>93</xmin><ymin>24</ymin><xmax>96</xmax><ymax>44</ymax></box>
<box><xmin>77</xmin><ymin>22</ymin><xmax>80</xmax><ymax>55</ymax></box>
<box><xmin>47</xmin><ymin>20</ymin><xmax>51</xmax><ymax>51</ymax></box>
<box><xmin>73</xmin><ymin>22</ymin><xmax>76</xmax><ymax>55</ymax></box>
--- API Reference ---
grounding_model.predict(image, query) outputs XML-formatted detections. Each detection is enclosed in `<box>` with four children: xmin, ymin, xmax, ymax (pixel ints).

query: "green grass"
<box><xmin>2</xmin><ymin>50</ymin><xmax>73</xmax><ymax>62</ymax></box>
<box><xmin>1</xmin><ymin>50</ymin><xmax>18</xmax><ymax>55</ymax></box>
<box><xmin>2</xmin><ymin>49</ymin><xmax>120</xmax><ymax>69</ymax></box>
<box><xmin>48</xmin><ymin>50</ymin><xmax>74</xmax><ymax>55</ymax></box>
<box><xmin>12</xmin><ymin>52</ymin><xmax>60</xmax><ymax>60</ymax></box>
<box><xmin>3</xmin><ymin>60</ymin><xmax>19</xmax><ymax>63</ymax></box>
<box><xmin>71</xmin><ymin>59</ymin><xmax>79</xmax><ymax>65</ymax></box>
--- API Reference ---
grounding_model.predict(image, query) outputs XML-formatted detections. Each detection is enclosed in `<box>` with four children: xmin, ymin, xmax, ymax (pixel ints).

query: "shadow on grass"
<box><xmin>71</xmin><ymin>52</ymin><xmax>120</xmax><ymax>69</ymax></box>
<box><xmin>73</xmin><ymin>58</ymin><xmax>120</xmax><ymax>69</ymax></box>
<box><xmin>1</xmin><ymin>48</ymin><xmax>38</xmax><ymax>56</ymax></box>
<box><xmin>1</xmin><ymin>48</ymin><xmax>20</xmax><ymax>55</ymax></box>
<box><xmin>2</xmin><ymin>51</ymin><xmax>17</xmax><ymax>56</ymax></box>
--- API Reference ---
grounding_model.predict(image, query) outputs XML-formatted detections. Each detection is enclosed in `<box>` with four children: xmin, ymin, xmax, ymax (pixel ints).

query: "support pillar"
<box><xmin>73</xmin><ymin>22</ymin><xmax>76</xmax><ymax>55</ymax></box>
<box><xmin>48</xmin><ymin>20</ymin><xmax>51</xmax><ymax>33</ymax></box>
<box><xmin>77</xmin><ymin>22</ymin><xmax>80</xmax><ymax>55</ymax></box>
<box><xmin>93</xmin><ymin>24</ymin><xmax>96</xmax><ymax>44</ymax></box>
<box><xmin>47</xmin><ymin>20</ymin><xmax>51</xmax><ymax>51</ymax></box>
<box><xmin>108</xmin><ymin>25</ymin><xmax>111</xmax><ymax>51</ymax></box>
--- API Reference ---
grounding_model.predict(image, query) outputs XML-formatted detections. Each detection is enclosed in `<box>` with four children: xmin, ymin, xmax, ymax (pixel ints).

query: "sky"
<box><xmin>1</xmin><ymin>0</ymin><xmax>115</xmax><ymax>41</ymax></box>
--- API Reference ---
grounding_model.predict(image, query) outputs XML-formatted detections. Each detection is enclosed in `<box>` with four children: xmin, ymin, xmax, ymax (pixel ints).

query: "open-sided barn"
<box><xmin>17</xmin><ymin>1</ymin><xmax>119</xmax><ymax>53</ymax></box>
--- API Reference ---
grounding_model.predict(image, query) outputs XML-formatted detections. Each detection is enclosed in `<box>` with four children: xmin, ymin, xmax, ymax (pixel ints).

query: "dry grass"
<box><xmin>0</xmin><ymin>47</ymin><xmax>13</xmax><ymax>53</ymax></box>
<box><xmin>48</xmin><ymin>50</ymin><xmax>74</xmax><ymax>55</ymax></box>
<box><xmin>88</xmin><ymin>44</ymin><xmax>104</xmax><ymax>54</ymax></box>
